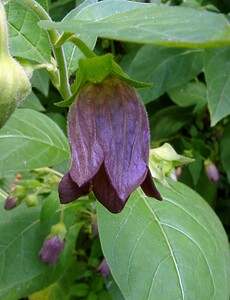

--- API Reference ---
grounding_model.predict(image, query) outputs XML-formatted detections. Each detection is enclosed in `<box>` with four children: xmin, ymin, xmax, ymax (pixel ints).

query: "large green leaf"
<box><xmin>149</xmin><ymin>106</ymin><xmax>193</xmax><ymax>141</ymax></box>
<box><xmin>97</xmin><ymin>180</ymin><xmax>230</xmax><ymax>300</ymax></box>
<box><xmin>204</xmin><ymin>47</ymin><xmax>230</xmax><ymax>126</ymax></box>
<box><xmin>19</xmin><ymin>92</ymin><xmax>46</xmax><ymax>112</ymax></box>
<box><xmin>128</xmin><ymin>45</ymin><xmax>203</xmax><ymax>103</ymax></box>
<box><xmin>39</xmin><ymin>1</ymin><xmax>230</xmax><ymax>47</ymax></box>
<box><xmin>5</xmin><ymin>2</ymin><xmax>51</xmax><ymax>64</ymax></box>
<box><xmin>0</xmin><ymin>195</ymin><xmax>81</xmax><ymax>300</ymax></box>
<box><xmin>31</xmin><ymin>69</ymin><xmax>50</xmax><ymax>97</ymax></box>
<box><xmin>220</xmin><ymin>122</ymin><xmax>230</xmax><ymax>183</ymax></box>
<box><xmin>36</xmin><ymin>0</ymin><xmax>49</xmax><ymax>12</ymax></box>
<box><xmin>0</xmin><ymin>109</ymin><xmax>69</xmax><ymax>175</ymax></box>
<box><xmin>168</xmin><ymin>81</ymin><xmax>207</xmax><ymax>111</ymax></box>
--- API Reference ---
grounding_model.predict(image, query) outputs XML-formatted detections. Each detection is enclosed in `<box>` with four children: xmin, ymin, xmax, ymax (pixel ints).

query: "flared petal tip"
<box><xmin>58</xmin><ymin>172</ymin><xmax>89</xmax><ymax>204</ymax></box>
<box><xmin>95</xmin><ymin>193</ymin><xmax>127</xmax><ymax>214</ymax></box>
<box><xmin>141</xmin><ymin>168</ymin><xmax>163</xmax><ymax>201</ymax></box>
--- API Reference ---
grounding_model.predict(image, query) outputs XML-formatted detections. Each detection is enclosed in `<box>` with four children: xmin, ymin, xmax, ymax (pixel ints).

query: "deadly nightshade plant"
<box><xmin>58</xmin><ymin>55</ymin><xmax>162</xmax><ymax>213</ymax></box>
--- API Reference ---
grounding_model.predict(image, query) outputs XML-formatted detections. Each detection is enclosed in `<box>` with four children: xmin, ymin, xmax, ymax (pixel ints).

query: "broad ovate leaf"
<box><xmin>97</xmin><ymin>180</ymin><xmax>230</xmax><ymax>300</ymax></box>
<box><xmin>221</xmin><ymin>122</ymin><xmax>230</xmax><ymax>183</ymax></box>
<box><xmin>204</xmin><ymin>46</ymin><xmax>230</xmax><ymax>126</ymax></box>
<box><xmin>39</xmin><ymin>1</ymin><xmax>230</xmax><ymax>47</ymax></box>
<box><xmin>5</xmin><ymin>2</ymin><xmax>51</xmax><ymax>64</ymax></box>
<box><xmin>0</xmin><ymin>109</ymin><xmax>69</xmax><ymax>175</ymax></box>
<box><xmin>128</xmin><ymin>45</ymin><xmax>203</xmax><ymax>103</ymax></box>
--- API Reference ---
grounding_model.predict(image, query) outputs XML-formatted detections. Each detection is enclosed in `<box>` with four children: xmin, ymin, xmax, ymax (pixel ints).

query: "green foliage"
<box><xmin>204</xmin><ymin>47</ymin><xmax>230</xmax><ymax>126</ymax></box>
<box><xmin>0</xmin><ymin>192</ymin><xmax>81</xmax><ymax>299</ymax></box>
<box><xmin>0</xmin><ymin>109</ymin><xmax>69</xmax><ymax>176</ymax></box>
<box><xmin>5</xmin><ymin>2</ymin><xmax>51</xmax><ymax>64</ymax></box>
<box><xmin>0</xmin><ymin>0</ymin><xmax>229</xmax><ymax>299</ymax></box>
<box><xmin>127</xmin><ymin>45</ymin><xmax>204</xmax><ymax>103</ymax></box>
<box><xmin>97</xmin><ymin>181</ymin><xmax>230</xmax><ymax>299</ymax></box>
<box><xmin>40</xmin><ymin>1</ymin><xmax>230</xmax><ymax>47</ymax></box>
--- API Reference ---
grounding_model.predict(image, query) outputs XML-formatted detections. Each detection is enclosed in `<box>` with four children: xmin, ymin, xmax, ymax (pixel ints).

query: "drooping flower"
<box><xmin>4</xmin><ymin>185</ymin><xmax>26</xmax><ymax>210</ymax></box>
<box><xmin>59</xmin><ymin>77</ymin><xmax>162</xmax><ymax>213</ymax></box>
<box><xmin>205</xmin><ymin>161</ymin><xmax>219</xmax><ymax>183</ymax></box>
<box><xmin>39</xmin><ymin>236</ymin><xmax>65</xmax><ymax>265</ymax></box>
<box><xmin>97</xmin><ymin>258</ymin><xmax>110</xmax><ymax>277</ymax></box>
<box><xmin>39</xmin><ymin>222</ymin><xmax>66</xmax><ymax>265</ymax></box>
<box><xmin>4</xmin><ymin>196</ymin><xmax>17</xmax><ymax>210</ymax></box>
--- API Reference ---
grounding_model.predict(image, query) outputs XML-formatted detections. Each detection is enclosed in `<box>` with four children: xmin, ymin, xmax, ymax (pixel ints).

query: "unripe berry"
<box><xmin>0</xmin><ymin>56</ymin><xmax>31</xmax><ymax>128</ymax></box>
<box><xmin>0</xmin><ymin>2</ymin><xmax>31</xmax><ymax>128</ymax></box>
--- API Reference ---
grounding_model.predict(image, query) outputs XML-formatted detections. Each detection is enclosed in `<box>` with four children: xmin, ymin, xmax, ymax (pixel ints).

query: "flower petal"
<box><xmin>93</xmin><ymin>164</ymin><xmax>128</xmax><ymax>213</ymax></box>
<box><xmin>95</xmin><ymin>78</ymin><xmax>150</xmax><ymax>199</ymax></box>
<box><xmin>68</xmin><ymin>84</ymin><xmax>104</xmax><ymax>186</ymax></box>
<box><xmin>141</xmin><ymin>168</ymin><xmax>162</xmax><ymax>200</ymax></box>
<box><xmin>58</xmin><ymin>172</ymin><xmax>90</xmax><ymax>204</ymax></box>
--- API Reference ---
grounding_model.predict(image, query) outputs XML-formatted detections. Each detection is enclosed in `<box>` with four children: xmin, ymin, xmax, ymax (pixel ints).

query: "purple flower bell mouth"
<box><xmin>59</xmin><ymin>76</ymin><xmax>162</xmax><ymax>213</ymax></box>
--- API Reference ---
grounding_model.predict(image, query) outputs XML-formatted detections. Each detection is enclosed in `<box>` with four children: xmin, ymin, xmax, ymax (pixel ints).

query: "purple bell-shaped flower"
<box><xmin>59</xmin><ymin>77</ymin><xmax>162</xmax><ymax>213</ymax></box>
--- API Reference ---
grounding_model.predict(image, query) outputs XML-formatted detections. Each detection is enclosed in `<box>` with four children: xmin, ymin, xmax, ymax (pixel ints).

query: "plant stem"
<box><xmin>10</xmin><ymin>0</ymin><xmax>71</xmax><ymax>99</ymax></box>
<box><xmin>67</xmin><ymin>35</ymin><xmax>96</xmax><ymax>58</ymax></box>
<box><xmin>34</xmin><ymin>167</ymin><xmax>64</xmax><ymax>178</ymax></box>
<box><xmin>60</xmin><ymin>208</ymin><xmax>64</xmax><ymax>223</ymax></box>
<box><xmin>0</xmin><ymin>189</ymin><xmax>8</xmax><ymax>199</ymax></box>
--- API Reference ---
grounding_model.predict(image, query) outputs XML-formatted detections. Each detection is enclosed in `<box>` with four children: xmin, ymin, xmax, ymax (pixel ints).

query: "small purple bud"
<box><xmin>92</xmin><ymin>221</ymin><xmax>99</xmax><ymax>238</ymax></box>
<box><xmin>39</xmin><ymin>236</ymin><xmax>65</xmax><ymax>265</ymax></box>
<box><xmin>4</xmin><ymin>196</ymin><xmax>17</xmax><ymax>210</ymax></box>
<box><xmin>205</xmin><ymin>162</ymin><xmax>219</xmax><ymax>183</ymax></box>
<box><xmin>97</xmin><ymin>258</ymin><xmax>110</xmax><ymax>277</ymax></box>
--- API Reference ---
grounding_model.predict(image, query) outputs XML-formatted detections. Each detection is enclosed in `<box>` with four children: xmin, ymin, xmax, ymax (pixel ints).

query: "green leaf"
<box><xmin>97</xmin><ymin>180</ymin><xmax>230</xmax><ymax>300</ymax></box>
<box><xmin>0</xmin><ymin>109</ymin><xmax>69</xmax><ymax>175</ymax></box>
<box><xmin>221</xmin><ymin>122</ymin><xmax>230</xmax><ymax>183</ymax></box>
<box><xmin>19</xmin><ymin>92</ymin><xmax>46</xmax><ymax>112</ymax></box>
<box><xmin>0</xmin><ymin>199</ymin><xmax>82</xmax><ymax>300</ymax></box>
<box><xmin>204</xmin><ymin>46</ymin><xmax>230</xmax><ymax>126</ymax></box>
<box><xmin>168</xmin><ymin>81</ymin><xmax>207</xmax><ymax>111</ymax></box>
<box><xmin>188</xmin><ymin>152</ymin><xmax>203</xmax><ymax>186</ymax></box>
<box><xmin>39</xmin><ymin>1</ymin><xmax>230</xmax><ymax>47</ymax></box>
<box><xmin>5</xmin><ymin>2</ymin><xmax>51</xmax><ymax>64</ymax></box>
<box><xmin>149</xmin><ymin>106</ymin><xmax>193</xmax><ymax>141</ymax></box>
<box><xmin>62</xmin><ymin>0</ymin><xmax>97</xmax><ymax>75</ymax></box>
<box><xmin>128</xmin><ymin>45</ymin><xmax>203</xmax><ymax>103</ymax></box>
<box><xmin>40</xmin><ymin>191</ymin><xmax>60</xmax><ymax>223</ymax></box>
<box><xmin>106</xmin><ymin>276</ymin><xmax>125</xmax><ymax>300</ymax></box>
<box><xmin>31</xmin><ymin>69</ymin><xmax>50</xmax><ymax>97</ymax></box>
<box><xmin>36</xmin><ymin>0</ymin><xmax>49</xmax><ymax>12</ymax></box>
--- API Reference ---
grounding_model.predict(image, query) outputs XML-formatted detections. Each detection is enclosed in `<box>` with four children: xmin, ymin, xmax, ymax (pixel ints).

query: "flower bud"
<box><xmin>11</xmin><ymin>185</ymin><xmax>27</xmax><ymax>201</ymax></box>
<box><xmin>4</xmin><ymin>184</ymin><xmax>26</xmax><ymax>210</ymax></box>
<box><xmin>25</xmin><ymin>193</ymin><xmax>39</xmax><ymax>207</ymax></box>
<box><xmin>0</xmin><ymin>56</ymin><xmax>31</xmax><ymax>128</ymax></box>
<box><xmin>205</xmin><ymin>161</ymin><xmax>219</xmax><ymax>183</ymax></box>
<box><xmin>97</xmin><ymin>259</ymin><xmax>110</xmax><ymax>277</ymax></box>
<box><xmin>0</xmin><ymin>2</ymin><xmax>31</xmax><ymax>128</ymax></box>
<box><xmin>4</xmin><ymin>196</ymin><xmax>17</xmax><ymax>210</ymax></box>
<box><xmin>39</xmin><ymin>222</ymin><xmax>67</xmax><ymax>265</ymax></box>
<box><xmin>39</xmin><ymin>236</ymin><xmax>65</xmax><ymax>265</ymax></box>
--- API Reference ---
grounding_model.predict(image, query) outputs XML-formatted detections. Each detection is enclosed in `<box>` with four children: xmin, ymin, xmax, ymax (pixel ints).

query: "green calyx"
<box><xmin>49</xmin><ymin>222</ymin><xmax>67</xmax><ymax>241</ymax></box>
<box><xmin>55</xmin><ymin>54</ymin><xmax>151</xmax><ymax>107</ymax></box>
